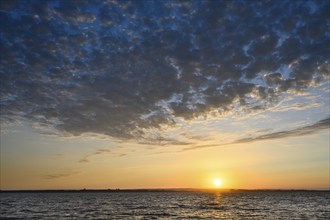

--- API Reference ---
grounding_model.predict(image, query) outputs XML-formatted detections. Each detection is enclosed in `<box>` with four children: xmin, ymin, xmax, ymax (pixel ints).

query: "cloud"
<box><xmin>0</xmin><ymin>0</ymin><xmax>329</xmax><ymax>143</ymax></box>
<box><xmin>138</xmin><ymin>137</ymin><xmax>192</xmax><ymax>146</ymax></box>
<box><xmin>183</xmin><ymin>118</ymin><xmax>329</xmax><ymax>151</ymax></box>
<box><xmin>182</xmin><ymin>144</ymin><xmax>219</xmax><ymax>151</ymax></box>
<box><xmin>78</xmin><ymin>157</ymin><xmax>90</xmax><ymax>163</ymax></box>
<box><xmin>50</xmin><ymin>153</ymin><xmax>65</xmax><ymax>160</ymax></box>
<box><xmin>78</xmin><ymin>148</ymin><xmax>126</xmax><ymax>163</ymax></box>
<box><xmin>233</xmin><ymin>118</ymin><xmax>329</xmax><ymax>144</ymax></box>
<box><xmin>272</xmin><ymin>102</ymin><xmax>323</xmax><ymax>112</ymax></box>
<box><xmin>43</xmin><ymin>171</ymin><xmax>79</xmax><ymax>180</ymax></box>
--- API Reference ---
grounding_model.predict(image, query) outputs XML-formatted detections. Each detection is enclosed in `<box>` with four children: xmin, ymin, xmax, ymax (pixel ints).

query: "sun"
<box><xmin>213</xmin><ymin>178</ymin><xmax>222</xmax><ymax>187</ymax></box>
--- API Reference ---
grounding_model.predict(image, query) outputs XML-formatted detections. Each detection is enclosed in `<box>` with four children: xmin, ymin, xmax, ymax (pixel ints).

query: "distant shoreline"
<box><xmin>1</xmin><ymin>189</ymin><xmax>329</xmax><ymax>193</ymax></box>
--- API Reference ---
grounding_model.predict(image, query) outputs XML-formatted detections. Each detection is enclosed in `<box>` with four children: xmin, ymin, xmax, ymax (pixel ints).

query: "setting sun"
<box><xmin>213</xmin><ymin>179</ymin><xmax>222</xmax><ymax>187</ymax></box>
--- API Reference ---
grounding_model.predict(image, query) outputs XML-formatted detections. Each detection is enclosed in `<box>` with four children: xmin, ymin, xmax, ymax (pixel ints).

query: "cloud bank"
<box><xmin>1</xmin><ymin>0</ymin><xmax>329</xmax><ymax>143</ymax></box>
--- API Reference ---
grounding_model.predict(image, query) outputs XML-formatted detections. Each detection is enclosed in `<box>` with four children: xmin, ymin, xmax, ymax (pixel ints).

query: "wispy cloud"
<box><xmin>233</xmin><ymin>118</ymin><xmax>329</xmax><ymax>144</ymax></box>
<box><xmin>78</xmin><ymin>157</ymin><xmax>90</xmax><ymax>163</ymax></box>
<box><xmin>272</xmin><ymin>102</ymin><xmax>323</xmax><ymax>113</ymax></box>
<box><xmin>50</xmin><ymin>153</ymin><xmax>65</xmax><ymax>160</ymax></box>
<box><xmin>183</xmin><ymin>118</ymin><xmax>329</xmax><ymax>151</ymax></box>
<box><xmin>182</xmin><ymin>144</ymin><xmax>220</xmax><ymax>152</ymax></box>
<box><xmin>42</xmin><ymin>171</ymin><xmax>79</xmax><ymax>180</ymax></box>
<box><xmin>138</xmin><ymin>137</ymin><xmax>192</xmax><ymax>146</ymax></box>
<box><xmin>79</xmin><ymin>148</ymin><xmax>126</xmax><ymax>163</ymax></box>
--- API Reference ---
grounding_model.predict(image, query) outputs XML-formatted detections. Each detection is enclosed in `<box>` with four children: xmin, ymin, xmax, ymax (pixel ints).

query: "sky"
<box><xmin>0</xmin><ymin>0</ymin><xmax>329</xmax><ymax>190</ymax></box>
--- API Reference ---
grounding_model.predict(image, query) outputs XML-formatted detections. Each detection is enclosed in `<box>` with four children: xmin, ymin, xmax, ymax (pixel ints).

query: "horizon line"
<box><xmin>1</xmin><ymin>188</ymin><xmax>329</xmax><ymax>192</ymax></box>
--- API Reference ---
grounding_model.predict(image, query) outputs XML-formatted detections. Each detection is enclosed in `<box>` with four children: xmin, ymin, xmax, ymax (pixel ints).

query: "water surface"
<box><xmin>1</xmin><ymin>190</ymin><xmax>329</xmax><ymax>219</ymax></box>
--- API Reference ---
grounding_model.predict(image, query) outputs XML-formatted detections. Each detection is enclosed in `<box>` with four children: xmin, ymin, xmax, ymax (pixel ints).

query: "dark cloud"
<box><xmin>1</xmin><ymin>0</ymin><xmax>329</xmax><ymax>142</ymax></box>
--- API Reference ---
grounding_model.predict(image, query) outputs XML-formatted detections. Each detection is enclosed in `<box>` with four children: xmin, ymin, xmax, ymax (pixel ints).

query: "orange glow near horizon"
<box><xmin>0</xmin><ymin>129</ymin><xmax>329</xmax><ymax>190</ymax></box>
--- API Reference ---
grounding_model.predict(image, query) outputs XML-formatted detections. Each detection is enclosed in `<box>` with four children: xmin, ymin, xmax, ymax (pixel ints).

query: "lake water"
<box><xmin>1</xmin><ymin>190</ymin><xmax>329</xmax><ymax>219</ymax></box>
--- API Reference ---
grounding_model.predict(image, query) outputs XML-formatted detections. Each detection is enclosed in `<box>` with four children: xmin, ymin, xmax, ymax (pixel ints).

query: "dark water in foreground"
<box><xmin>0</xmin><ymin>190</ymin><xmax>329</xmax><ymax>219</ymax></box>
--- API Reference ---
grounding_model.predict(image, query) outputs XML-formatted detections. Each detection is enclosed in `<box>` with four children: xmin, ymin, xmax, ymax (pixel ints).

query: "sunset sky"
<box><xmin>0</xmin><ymin>0</ymin><xmax>329</xmax><ymax>190</ymax></box>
